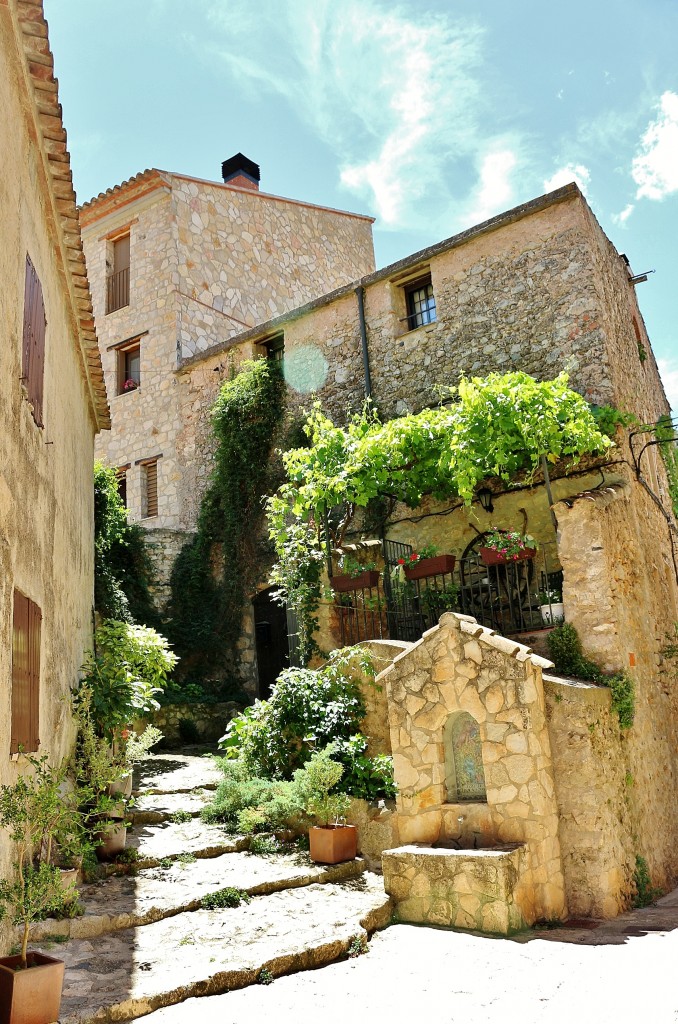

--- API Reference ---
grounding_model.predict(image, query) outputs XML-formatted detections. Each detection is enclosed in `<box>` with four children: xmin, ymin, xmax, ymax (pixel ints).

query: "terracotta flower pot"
<box><xmin>0</xmin><ymin>951</ymin><xmax>65</xmax><ymax>1024</ymax></box>
<box><xmin>109</xmin><ymin>773</ymin><xmax>133</xmax><ymax>799</ymax></box>
<box><xmin>309</xmin><ymin>824</ymin><xmax>357</xmax><ymax>864</ymax></box>
<box><xmin>330</xmin><ymin>570</ymin><xmax>380</xmax><ymax>593</ymax></box>
<box><xmin>403</xmin><ymin>554</ymin><xmax>456</xmax><ymax>580</ymax></box>
<box><xmin>479</xmin><ymin>546</ymin><xmax>536</xmax><ymax>566</ymax></box>
<box><xmin>95</xmin><ymin>821</ymin><xmax>127</xmax><ymax>861</ymax></box>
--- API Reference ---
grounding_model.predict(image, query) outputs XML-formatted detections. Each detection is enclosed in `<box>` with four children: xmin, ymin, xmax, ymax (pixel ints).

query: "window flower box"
<box><xmin>404</xmin><ymin>554</ymin><xmax>456</xmax><ymax>580</ymax></box>
<box><xmin>330</xmin><ymin>570</ymin><xmax>380</xmax><ymax>593</ymax></box>
<box><xmin>479</xmin><ymin>546</ymin><xmax>536</xmax><ymax>566</ymax></box>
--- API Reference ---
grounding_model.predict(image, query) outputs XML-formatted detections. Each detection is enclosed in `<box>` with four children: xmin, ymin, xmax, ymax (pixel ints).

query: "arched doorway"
<box><xmin>253</xmin><ymin>587</ymin><xmax>290</xmax><ymax>699</ymax></box>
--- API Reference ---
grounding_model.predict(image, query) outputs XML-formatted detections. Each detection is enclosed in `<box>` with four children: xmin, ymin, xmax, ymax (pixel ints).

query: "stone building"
<box><xmin>79</xmin><ymin>157</ymin><xmax>375</xmax><ymax>600</ymax></box>
<box><xmin>177</xmin><ymin>183</ymin><xmax>678</xmax><ymax>915</ymax></box>
<box><xmin>0</xmin><ymin>0</ymin><xmax>109</xmax><ymax>890</ymax></box>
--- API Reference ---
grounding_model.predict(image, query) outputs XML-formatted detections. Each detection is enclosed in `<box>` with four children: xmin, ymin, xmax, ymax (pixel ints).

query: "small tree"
<box><xmin>0</xmin><ymin>757</ymin><xmax>75</xmax><ymax>968</ymax></box>
<box><xmin>299</xmin><ymin>747</ymin><xmax>350</xmax><ymax>827</ymax></box>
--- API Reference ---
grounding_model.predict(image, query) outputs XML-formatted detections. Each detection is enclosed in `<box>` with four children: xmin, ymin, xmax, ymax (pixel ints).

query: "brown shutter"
<box><xmin>21</xmin><ymin>255</ymin><xmax>46</xmax><ymax>427</ymax></box>
<box><xmin>28</xmin><ymin>601</ymin><xmax>41</xmax><ymax>752</ymax></box>
<box><xmin>11</xmin><ymin>591</ymin><xmax>41</xmax><ymax>754</ymax></box>
<box><xmin>145</xmin><ymin>461</ymin><xmax>158</xmax><ymax>518</ymax></box>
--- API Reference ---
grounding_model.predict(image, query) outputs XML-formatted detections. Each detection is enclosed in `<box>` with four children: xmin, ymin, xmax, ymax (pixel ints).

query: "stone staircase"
<box><xmin>32</xmin><ymin>754</ymin><xmax>392</xmax><ymax>1023</ymax></box>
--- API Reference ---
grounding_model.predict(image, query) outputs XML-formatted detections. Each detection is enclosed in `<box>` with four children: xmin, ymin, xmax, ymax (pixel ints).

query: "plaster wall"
<box><xmin>0</xmin><ymin>4</ymin><xmax>100</xmax><ymax>929</ymax></box>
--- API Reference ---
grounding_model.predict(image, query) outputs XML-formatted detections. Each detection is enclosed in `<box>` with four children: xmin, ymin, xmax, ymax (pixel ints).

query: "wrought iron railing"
<box><xmin>106</xmin><ymin>267</ymin><xmax>130</xmax><ymax>314</ymax></box>
<box><xmin>335</xmin><ymin>539</ymin><xmax>563</xmax><ymax>647</ymax></box>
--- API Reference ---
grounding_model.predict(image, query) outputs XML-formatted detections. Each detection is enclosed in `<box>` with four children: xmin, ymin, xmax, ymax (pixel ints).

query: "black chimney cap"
<box><xmin>221</xmin><ymin>153</ymin><xmax>260</xmax><ymax>184</ymax></box>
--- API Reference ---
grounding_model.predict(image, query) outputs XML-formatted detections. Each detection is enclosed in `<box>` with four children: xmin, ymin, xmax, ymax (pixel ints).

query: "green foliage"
<box><xmin>609</xmin><ymin>673</ymin><xmax>635</xmax><ymax>729</ymax></box>
<box><xmin>114</xmin><ymin>848</ymin><xmax>140</xmax><ymax>865</ymax></box>
<box><xmin>125</xmin><ymin>725</ymin><xmax>163</xmax><ymax>764</ymax></box>
<box><xmin>200</xmin><ymin>887</ymin><xmax>251</xmax><ymax>910</ymax></box>
<box><xmin>166</xmin><ymin>359</ymin><xmax>285</xmax><ymax>678</ymax></box>
<box><xmin>268</xmin><ymin>372</ymin><xmax>611</xmax><ymax>658</ymax></box>
<box><xmin>248</xmin><ymin>834</ymin><xmax>282</xmax><ymax>855</ymax></box>
<box><xmin>158</xmin><ymin>677</ymin><xmax>249</xmax><ymax>707</ymax></box>
<box><xmin>221</xmin><ymin>647</ymin><xmax>372</xmax><ymax>779</ymax></box>
<box><xmin>547</xmin><ymin>624</ymin><xmax>635</xmax><ymax>728</ymax></box>
<box><xmin>633</xmin><ymin>855</ymin><xmax>662</xmax><ymax>908</ymax></box>
<box><xmin>80</xmin><ymin>620</ymin><xmax>178</xmax><ymax>743</ymax></box>
<box><xmin>94</xmin><ymin>461</ymin><xmax>158</xmax><ymax>625</ymax></box>
<box><xmin>331</xmin><ymin>737</ymin><xmax>396</xmax><ymax>801</ymax></box>
<box><xmin>258</xmin><ymin>968</ymin><xmax>274</xmax><ymax>985</ymax></box>
<box><xmin>347</xmin><ymin>935</ymin><xmax>368</xmax><ymax>957</ymax></box>
<box><xmin>301</xmin><ymin>746</ymin><xmax>351</xmax><ymax>827</ymax></box>
<box><xmin>590</xmin><ymin>404</ymin><xmax>637</xmax><ymax>438</ymax></box>
<box><xmin>201</xmin><ymin>760</ymin><xmax>306</xmax><ymax>834</ymax></box>
<box><xmin>171</xmin><ymin>810</ymin><xmax>193</xmax><ymax>824</ymax></box>
<box><xmin>655</xmin><ymin>415</ymin><xmax>678</xmax><ymax>520</ymax></box>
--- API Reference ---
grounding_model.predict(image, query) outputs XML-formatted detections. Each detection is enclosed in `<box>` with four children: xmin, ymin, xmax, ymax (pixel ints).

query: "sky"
<box><xmin>45</xmin><ymin>0</ymin><xmax>678</xmax><ymax>409</ymax></box>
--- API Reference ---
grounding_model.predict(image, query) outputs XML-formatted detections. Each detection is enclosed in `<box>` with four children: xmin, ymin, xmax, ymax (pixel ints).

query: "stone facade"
<box><xmin>81</xmin><ymin>167</ymin><xmax>375</xmax><ymax>536</ymax></box>
<box><xmin>0</xmin><ymin>0</ymin><xmax>108</xmax><ymax>943</ymax></box>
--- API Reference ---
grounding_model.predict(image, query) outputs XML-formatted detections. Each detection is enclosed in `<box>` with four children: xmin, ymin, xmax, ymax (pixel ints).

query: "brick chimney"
<box><xmin>221</xmin><ymin>153</ymin><xmax>260</xmax><ymax>191</ymax></box>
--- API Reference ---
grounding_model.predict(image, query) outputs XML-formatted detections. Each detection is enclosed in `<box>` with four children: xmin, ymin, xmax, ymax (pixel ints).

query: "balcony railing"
<box><xmin>335</xmin><ymin>539</ymin><xmax>563</xmax><ymax>647</ymax></box>
<box><xmin>106</xmin><ymin>268</ymin><xmax>130</xmax><ymax>314</ymax></box>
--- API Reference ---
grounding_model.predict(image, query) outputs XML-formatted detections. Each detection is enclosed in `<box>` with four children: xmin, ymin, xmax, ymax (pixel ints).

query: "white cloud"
<box><xmin>632</xmin><ymin>91</ymin><xmax>678</xmax><ymax>200</ymax></box>
<box><xmin>200</xmin><ymin>0</ymin><xmax>508</xmax><ymax>228</ymax></box>
<box><xmin>465</xmin><ymin>149</ymin><xmax>517</xmax><ymax>225</ymax></box>
<box><xmin>611</xmin><ymin>203</ymin><xmax>635</xmax><ymax>226</ymax></box>
<box><xmin>658</xmin><ymin>357</ymin><xmax>678</xmax><ymax>413</ymax></box>
<box><xmin>543</xmin><ymin>163</ymin><xmax>591</xmax><ymax>194</ymax></box>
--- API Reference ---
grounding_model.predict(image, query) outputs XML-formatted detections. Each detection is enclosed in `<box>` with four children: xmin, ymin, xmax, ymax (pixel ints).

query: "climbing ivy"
<box><xmin>166</xmin><ymin>359</ymin><xmax>285</xmax><ymax>679</ymax></box>
<box><xmin>93</xmin><ymin>462</ymin><xmax>157</xmax><ymax>625</ymax></box>
<box><xmin>655</xmin><ymin>415</ymin><xmax>678</xmax><ymax>520</ymax></box>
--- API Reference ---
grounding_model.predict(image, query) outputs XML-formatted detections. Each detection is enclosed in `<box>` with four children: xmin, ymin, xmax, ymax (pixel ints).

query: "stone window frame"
<box><xmin>404</xmin><ymin>276</ymin><xmax>436</xmax><ymax>331</ymax></box>
<box><xmin>258</xmin><ymin>332</ymin><xmax>285</xmax><ymax>362</ymax></box>
<box><xmin>390</xmin><ymin>264</ymin><xmax>437</xmax><ymax>336</ymax></box>
<box><xmin>136</xmin><ymin>454</ymin><xmax>162</xmax><ymax>520</ymax></box>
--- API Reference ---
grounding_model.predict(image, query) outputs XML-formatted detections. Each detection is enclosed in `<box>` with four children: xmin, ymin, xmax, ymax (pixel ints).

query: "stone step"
<box><xmin>133</xmin><ymin>753</ymin><xmax>223</xmax><ymax>796</ymax></box>
<box><xmin>53</xmin><ymin>875</ymin><xmax>392</xmax><ymax>1024</ymax></box>
<box><xmin>126</xmin><ymin>817</ymin><xmax>245</xmax><ymax>863</ymax></box>
<box><xmin>30</xmin><ymin>849</ymin><xmax>365</xmax><ymax>942</ymax></box>
<box><xmin>131</xmin><ymin>789</ymin><xmax>212</xmax><ymax>825</ymax></box>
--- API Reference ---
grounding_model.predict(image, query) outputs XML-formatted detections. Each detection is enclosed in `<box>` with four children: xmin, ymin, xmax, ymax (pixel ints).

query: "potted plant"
<box><xmin>330</xmin><ymin>554</ymin><xmax>380</xmax><ymax>593</ymax></box>
<box><xmin>400</xmin><ymin>544</ymin><xmax>456</xmax><ymax>581</ymax></box>
<box><xmin>301</xmin><ymin>748</ymin><xmax>356</xmax><ymax>865</ymax></box>
<box><xmin>479</xmin><ymin>529</ymin><xmax>536</xmax><ymax>565</ymax></box>
<box><xmin>0</xmin><ymin>756</ymin><xmax>74</xmax><ymax>1024</ymax></box>
<box><xmin>537</xmin><ymin>588</ymin><xmax>564</xmax><ymax>625</ymax></box>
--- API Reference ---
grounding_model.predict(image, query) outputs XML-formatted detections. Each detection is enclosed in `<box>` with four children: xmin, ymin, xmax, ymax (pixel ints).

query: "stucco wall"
<box><xmin>0</xmin><ymin>2</ymin><xmax>101</xmax><ymax>938</ymax></box>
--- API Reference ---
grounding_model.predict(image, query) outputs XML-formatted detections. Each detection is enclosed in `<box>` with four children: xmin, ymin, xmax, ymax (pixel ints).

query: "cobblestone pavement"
<box><xmin>144</xmin><ymin>888</ymin><xmax>678</xmax><ymax>1024</ymax></box>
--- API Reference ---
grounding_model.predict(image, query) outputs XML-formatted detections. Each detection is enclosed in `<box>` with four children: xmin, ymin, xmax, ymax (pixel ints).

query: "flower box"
<box><xmin>479</xmin><ymin>546</ymin><xmax>536</xmax><ymax>566</ymax></box>
<box><xmin>403</xmin><ymin>554</ymin><xmax>456</xmax><ymax>580</ymax></box>
<box><xmin>0</xmin><ymin>951</ymin><xmax>65</xmax><ymax>1024</ymax></box>
<box><xmin>330</xmin><ymin>570</ymin><xmax>380</xmax><ymax>593</ymax></box>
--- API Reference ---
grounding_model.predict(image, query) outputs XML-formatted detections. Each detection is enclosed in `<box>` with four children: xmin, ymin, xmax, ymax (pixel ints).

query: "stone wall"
<box><xmin>138</xmin><ymin>701</ymin><xmax>243</xmax><ymax>746</ymax></box>
<box><xmin>543</xmin><ymin>676</ymin><xmax>634</xmax><ymax>918</ymax></box>
<box><xmin>380</xmin><ymin>613</ymin><xmax>566</xmax><ymax>923</ymax></box>
<box><xmin>555</xmin><ymin>467</ymin><xmax>678</xmax><ymax>894</ymax></box>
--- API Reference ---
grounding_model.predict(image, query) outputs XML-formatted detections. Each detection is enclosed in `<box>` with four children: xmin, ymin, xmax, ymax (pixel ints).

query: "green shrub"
<box><xmin>248</xmin><ymin>835</ymin><xmax>282</xmax><ymax>855</ymax></box>
<box><xmin>547</xmin><ymin>624</ymin><xmax>635</xmax><ymax>729</ymax></box>
<box><xmin>633</xmin><ymin>855</ymin><xmax>662</xmax><ymax>908</ymax></box>
<box><xmin>300</xmin><ymin>747</ymin><xmax>350</xmax><ymax>827</ymax></box>
<box><xmin>201</xmin><ymin>761</ymin><xmax>306</xmax><ymax>834</ymax></box>
<box><xmin>200</xmin><ymin>887</ymin><xmax>251</xmax><ymax>910</ymax></box>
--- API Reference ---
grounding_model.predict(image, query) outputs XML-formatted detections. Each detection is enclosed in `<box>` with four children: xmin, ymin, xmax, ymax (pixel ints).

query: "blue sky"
<box><xmin>45</xmin><ymin>0</ymin><xmax>678</xmax><ymax>408</ymax></box>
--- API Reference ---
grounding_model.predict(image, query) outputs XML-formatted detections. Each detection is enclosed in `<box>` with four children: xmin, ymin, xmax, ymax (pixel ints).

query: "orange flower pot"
<box><xmin>479</xmin><ymin>546</ymin><xmax>535</xmax><ymax>566</ymax></box>
<box><xmin>330</xmin><ymin>571</ymin><xmax>380</xmax><ymax>593</ymax></box>
<box><xmin>309</xmin><ymin>825</ymin><xmax>357</xmax><ymax>864</ymax></box>
<box><xmin>0</xmin><ymin>951</ymin><xmax>65</xmax><ymax>1024</ymax></box>
<box><xmin>403</xmin><ymin>554</ymin><xmax>456</xmax><ymax>580</ymax></box>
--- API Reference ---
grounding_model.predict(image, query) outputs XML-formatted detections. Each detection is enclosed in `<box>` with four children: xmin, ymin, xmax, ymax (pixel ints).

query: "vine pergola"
<box><xmin>266</xmin><ymin>371</ymin><xmax>614</xmax><ymax>663</ymax></box>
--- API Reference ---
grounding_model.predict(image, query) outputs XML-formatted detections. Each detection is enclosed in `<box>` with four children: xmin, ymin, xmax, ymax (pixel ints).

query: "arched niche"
<box><xmin>444</xmin><ymin>711</ymin><xmax>487</xmax><ymax>803</ymax></box>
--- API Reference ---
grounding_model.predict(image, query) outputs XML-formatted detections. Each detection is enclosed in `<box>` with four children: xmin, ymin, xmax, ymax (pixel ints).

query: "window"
<box><xmin>116</xmin><ymin>465</ymin><xmax>129</xmax><ymax>508</ymax></box>
<box><xmin>116</xmin><ymin>339</ymin><xmax>141</xmax><ymax>395</ymax></box>
<box><xmin>142</xmin><ymin>459</ymin><xmax>159</xmax><ymax>518</ymax></box>
<box><xmin>21</xmin><ymin>254</ymin><xmax>46</xmax><ymax>427</ymax></box>
<box><xmin>262</xmin><ymin>334</ymin><xmax>284</xmax><ymax>361</ymax></box>
<box><xmin>444</xmin><ymin>712</ymin><xmax>486</xmax><ymax>802</ymax></box>
<box><xmin>107</xmin><ymin>233</ymin><xmax>130</xmax><ymax>314</ymax></box>
<box><xmin>405</xmin><ymin>276</ymin><xmax>436</xmax><ymax>330</ymax></box>
<box><xmin>11</xmin><ymin>590</ymin><xmax>41</xmax><ymax>754</ymax></box>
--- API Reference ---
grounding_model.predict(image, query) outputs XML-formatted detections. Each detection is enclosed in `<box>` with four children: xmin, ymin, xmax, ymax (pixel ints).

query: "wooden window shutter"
<box><xmin>11</xmin><ymin>591</ymin><xmax>40</xmax><ymax>754</ymax></box>
<box><xmin>22</xmin><ymin>255</ymin><xmax>46</xmax><ymax>427</ymax></box>
<box><xmin>145</xmin><ymin>461</ymin><xmax>158</xmax><ymax>518</ymax></box>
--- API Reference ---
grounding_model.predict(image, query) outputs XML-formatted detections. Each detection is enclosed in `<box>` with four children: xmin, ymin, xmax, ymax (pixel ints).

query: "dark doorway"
<box><xmin>253</xmin><ymin>588</ymin><xmax>290</xmax><ymax>699</ymax></box>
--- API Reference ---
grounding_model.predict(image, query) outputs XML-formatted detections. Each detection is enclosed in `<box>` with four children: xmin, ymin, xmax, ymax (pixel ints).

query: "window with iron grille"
<box><xmin>21</xmin><ymin>255</ymin><xmax>47</xmax><ymax>427</ymax></box>
<box><xmin>11</xmin><ymin>590</ymin><xmax>41</xmax><ymax>754</ymax></box>
<box><xmin>405</xmin><ymin>277</ymin><xmax>436</xmax><ymax>330</ymax></box>
<box><xmin>143</xmin><ymin>459</ymin><xmax>159</xmax><ymax>518</ymax></box>
<box><xmin>116</xmin><ymin>339</ymin><xmax>141</xmax><ymax>395</ymax></box>
<box><xmin>106</xmin><ymin>234</ymin><xmax>130</xmax><ymax>314</ymax></box>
